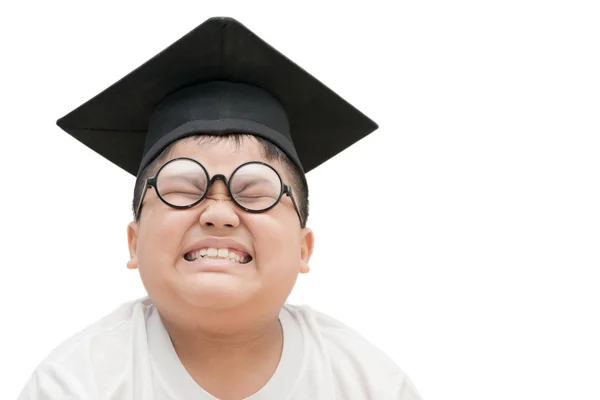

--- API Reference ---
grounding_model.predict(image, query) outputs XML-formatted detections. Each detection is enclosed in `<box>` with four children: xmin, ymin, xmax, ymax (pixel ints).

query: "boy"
<box><xmin>18</xmin><ymin>17</ymin><xmax>422</xmax><ymax>400</ymax></box>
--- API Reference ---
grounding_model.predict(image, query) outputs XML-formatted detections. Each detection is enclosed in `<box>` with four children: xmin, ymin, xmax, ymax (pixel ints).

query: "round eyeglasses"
<box><xmin>136</xmin><ymin>158</ymin><xmax>303</xmax><ymax>225</ymax></box>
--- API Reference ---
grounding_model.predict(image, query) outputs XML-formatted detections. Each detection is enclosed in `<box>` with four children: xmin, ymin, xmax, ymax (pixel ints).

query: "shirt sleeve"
<box><xmin>16</xmin><ymin>364</ymin><xmax>90</xmax><ymax>400</ymax></box>
<box><xmin>395</xmin><ymin>373</ymin><xmax>423</xmax><ymax>400</ymax></box>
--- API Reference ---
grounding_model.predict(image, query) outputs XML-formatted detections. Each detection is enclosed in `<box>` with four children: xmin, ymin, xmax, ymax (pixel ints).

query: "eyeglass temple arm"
<box><xmin>285</xmin><ymin>186</ymin><xmax>303</xmax><ymax>226</ymax></box>
<box><xmin>135</xmin><ymin>178</ymin><xmax>152</xmax><ymax>219</ymax></box>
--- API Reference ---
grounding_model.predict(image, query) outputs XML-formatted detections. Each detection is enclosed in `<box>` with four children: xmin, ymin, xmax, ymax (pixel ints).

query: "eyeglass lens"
<box><xmin>155</xmin><ymin>159</ymin><xmax>283</xmax><ymax>211</ymax></box>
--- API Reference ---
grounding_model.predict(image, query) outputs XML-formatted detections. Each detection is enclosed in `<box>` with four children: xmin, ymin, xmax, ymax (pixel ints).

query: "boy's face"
<box><xmin>126</xmin><ymin>136</ymin><xmax>313</xmax><ymax>322</ymax></box>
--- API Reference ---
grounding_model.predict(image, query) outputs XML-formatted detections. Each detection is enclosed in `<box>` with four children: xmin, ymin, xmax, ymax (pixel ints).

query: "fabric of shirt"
<box><xmin>17</xmin><ymin>297</ymin><xmax>422</xmax><ymax>400</ymax></box>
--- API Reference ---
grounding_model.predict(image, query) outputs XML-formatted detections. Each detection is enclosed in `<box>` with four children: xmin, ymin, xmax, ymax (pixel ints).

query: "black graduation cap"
<box><xmin>56</xmin><ymin>17</ymin><xmax>378</xmax><ymax>177</ymax></box>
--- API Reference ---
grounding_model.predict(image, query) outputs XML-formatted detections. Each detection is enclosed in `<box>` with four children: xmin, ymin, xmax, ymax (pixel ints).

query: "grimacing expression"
<box><xmin>126</xmin><ymin>136</ymin><xmax>314</xmax><ymax>316</ymax></box>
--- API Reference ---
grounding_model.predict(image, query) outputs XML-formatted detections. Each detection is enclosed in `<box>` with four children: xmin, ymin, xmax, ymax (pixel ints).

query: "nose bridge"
<box><xmin>209</xmin><ymin>174</ymin><xmax>228</xmax><ymax>186</ymax></box>
<box><xmin>206</xmin><ymin>174</ymin><xmax>229</xmax><ymax>196</ymax></box>
<box><xmin>199</xmin><ymin>175</ymin><xmax>239</xmax><ymax>227</ymax></box>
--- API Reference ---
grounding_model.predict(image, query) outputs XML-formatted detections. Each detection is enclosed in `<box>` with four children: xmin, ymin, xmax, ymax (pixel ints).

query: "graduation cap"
<box><xmin>56</xmin><ymin>17</ymin><xmax>378</xmax><ymax>177</ymax></box>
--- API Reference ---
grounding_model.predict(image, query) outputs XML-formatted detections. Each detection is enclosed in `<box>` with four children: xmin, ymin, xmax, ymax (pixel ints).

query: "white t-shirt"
<box><xmin>17</xmin><ymin>297</ymin><xmax>422</xmax><ymax>400</ymax></box>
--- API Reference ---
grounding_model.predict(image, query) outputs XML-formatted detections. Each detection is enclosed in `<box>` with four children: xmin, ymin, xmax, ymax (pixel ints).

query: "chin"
<box><xmin>175</xmin><ymin>273</ymin><xmax>259</xmax><ymax>310</ymax></box>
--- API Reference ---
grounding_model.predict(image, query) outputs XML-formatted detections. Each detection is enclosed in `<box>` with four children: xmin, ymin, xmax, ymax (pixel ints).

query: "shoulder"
<box><xmin>44</xmin><ymin>297</ymin><xmax>152</xmax><ymax>363</ymax></box>
<box><xmin>17</xmin><ymin>297</ymin><xmax>154</xmax><ymax>399</ymax></box>
<box><xmin>283</xmin><ymin>303</ymin><xmax>400</xmax><ymax>371</ymax></box>
<box><xmin>282</xmin><ymin>304</ymin><xmax>422</xmax><ymax>400</ymax></box>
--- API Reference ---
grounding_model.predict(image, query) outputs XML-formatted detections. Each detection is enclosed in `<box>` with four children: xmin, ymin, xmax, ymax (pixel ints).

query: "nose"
<box><xmin>198</xmin><ymin>180</ymin><xmax>240</xmax><ymax>228</ymax></box>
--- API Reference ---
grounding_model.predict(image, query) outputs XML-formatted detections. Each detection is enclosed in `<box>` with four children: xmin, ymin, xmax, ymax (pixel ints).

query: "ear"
<box><xmin>127</xmin><ymin>221</ymin><xmax>139</xmax><ymax>270</ymax></box>
<box><xmin>299</xmin><ymin>227</ymin><xmax>314</xmax><ymax>274</ymax></box>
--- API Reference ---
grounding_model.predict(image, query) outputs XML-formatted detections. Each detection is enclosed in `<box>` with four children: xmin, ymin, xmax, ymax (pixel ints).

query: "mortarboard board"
<box><xmin>56</xmin><ymin>17</ymin><xmax>378</xmax><ymax>177</ymax></box>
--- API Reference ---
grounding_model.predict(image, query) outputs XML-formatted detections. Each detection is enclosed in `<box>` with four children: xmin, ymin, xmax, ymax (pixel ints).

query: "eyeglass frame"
<box><xmin>135</xmin><ymin>157</ymin><xmax>303</xmax><ymax>225</ymax></box>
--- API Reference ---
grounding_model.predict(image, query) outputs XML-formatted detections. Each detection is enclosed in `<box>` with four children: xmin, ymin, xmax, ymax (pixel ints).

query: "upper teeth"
<box><xmin>186</xmin><ymin>248</ymin><xmax>248</xmax><ymax>263</ymax></box>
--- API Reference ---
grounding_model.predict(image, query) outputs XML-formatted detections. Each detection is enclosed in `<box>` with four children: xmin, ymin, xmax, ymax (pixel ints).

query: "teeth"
<box><xmin>186</xmin><ymin>248</ymin><xmax>249</xmax><ymax>264</ymax></box>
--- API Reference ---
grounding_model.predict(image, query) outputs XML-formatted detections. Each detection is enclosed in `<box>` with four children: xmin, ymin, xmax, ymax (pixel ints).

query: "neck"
<box><xmin>160</xmin><ymin>311</ymin><xmax>284</xmax><ymax>399</ymax></box>
<box><xmin>165</xmin><ymin>315</ymin><xmax>282</xmax><ymax>361</ymax></box>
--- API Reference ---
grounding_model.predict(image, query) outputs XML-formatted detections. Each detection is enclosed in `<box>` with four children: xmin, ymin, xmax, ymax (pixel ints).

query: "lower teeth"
<box><xmin>184</xmin><ymin>254</ymin><xmax>251</xmax><ymax>263</ymax></box>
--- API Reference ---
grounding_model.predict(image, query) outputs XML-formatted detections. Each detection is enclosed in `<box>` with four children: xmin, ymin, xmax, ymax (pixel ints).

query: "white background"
<box><xmin>1</xmin><ymin>1</ymin><xmax>599</xmax><ymax>399</ymax></box>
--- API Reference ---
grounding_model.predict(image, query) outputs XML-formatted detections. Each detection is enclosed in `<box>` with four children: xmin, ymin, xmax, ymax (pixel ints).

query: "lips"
<box><xmin>182</xmin><ymin>238</ymin><xmax>253</xmax><ymax>266</ymax></box>
<box><xmin>184</xmin><ymin>247</ymin><xmax>252</xmax><ymax>264</ymax></box>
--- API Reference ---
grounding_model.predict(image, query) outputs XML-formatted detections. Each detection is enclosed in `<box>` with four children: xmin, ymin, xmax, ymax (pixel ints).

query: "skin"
<box><xmin>126</xmin><ymin>136</ymin><xmax>314</xmax><ymax>399</ymax></box>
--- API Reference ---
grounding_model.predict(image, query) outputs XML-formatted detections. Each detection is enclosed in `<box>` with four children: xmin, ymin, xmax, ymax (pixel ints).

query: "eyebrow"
<box><xmin>233</xmin><ymin>177</ymin><xmax>272</xmax><ymax>191</ymax></box>
<box><xmin>168</xmin><ymin>174</ymin><xmax>207</xmax><ymax>187</ymax></box>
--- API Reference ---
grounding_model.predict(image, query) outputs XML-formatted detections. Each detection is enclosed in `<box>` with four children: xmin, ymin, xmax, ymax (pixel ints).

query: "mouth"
<box><xmin>183</xmin><ymin>247</ymin><xmax>253</xmax><ymax>264</ymax></box>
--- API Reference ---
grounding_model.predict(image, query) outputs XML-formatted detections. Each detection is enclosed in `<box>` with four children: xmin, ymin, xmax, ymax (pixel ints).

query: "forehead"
<box><xmin>166</xmin><ymin>135</ymin><xmax>283</xmax><ymax>175</ymax></box>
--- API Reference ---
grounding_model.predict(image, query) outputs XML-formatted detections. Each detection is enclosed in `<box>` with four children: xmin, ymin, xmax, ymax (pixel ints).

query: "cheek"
<box><xmin>249</xmin><ymin>216</ymin><xmax>300</xmax><ymax>269</ymax></box>
<box><xmin>137</xmin><ymin>210</ymin><xmax>194</xmax><ymax>268</ymax></box>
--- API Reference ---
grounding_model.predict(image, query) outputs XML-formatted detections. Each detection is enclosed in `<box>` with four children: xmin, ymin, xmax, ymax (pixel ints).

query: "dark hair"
<box><xmin>132</xmin><ymin>134</ymin><xmax>309</xmax><ymax>227</ymax></box>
